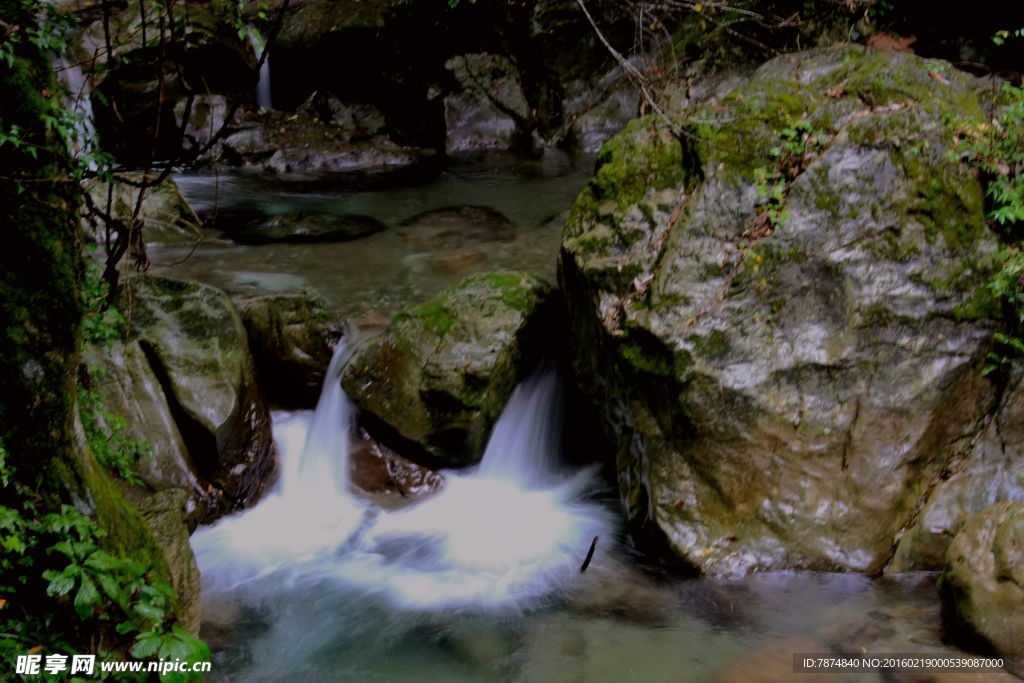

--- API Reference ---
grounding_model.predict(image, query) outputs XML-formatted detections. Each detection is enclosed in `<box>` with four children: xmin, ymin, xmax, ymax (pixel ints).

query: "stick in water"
<box><xmin>580</xmin><ymin>536</ymin><xmax>599</xmax><ymax>573</ymax></box>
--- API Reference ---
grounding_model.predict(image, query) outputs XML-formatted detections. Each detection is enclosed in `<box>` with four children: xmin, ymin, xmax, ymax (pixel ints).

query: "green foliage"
<box><xmin>82</xmin><ymin>254</ymin><xmax>126</xmax><ymax>347</ymax></box>
<box><xmin>753</xmin><ymin>118</ymin><xmax>831</xmax><ymax>230</ymax></box>
<box><xmin>77</xmin><ymin>381</ymin><xmax>148</xmax><ymax>486</ymax></box>
<box><xmin>0</xmin><ymin>440</ymin><xmax>208</xmax><ymax>682</ymax></box>
<box><xmin>954</xmin><ymin>74</ymin><xmax>1024</xmax><ymax>375</ymax></box>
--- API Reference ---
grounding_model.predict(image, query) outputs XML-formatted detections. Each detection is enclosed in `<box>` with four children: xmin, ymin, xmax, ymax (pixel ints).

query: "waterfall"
<box><xmin>247</xmin><ymin>27</ymin><xmax>273</xmax><ymax>110</ymax></box>
<box><xmin>193</xmin><ymin>360</ymin><xmax>614</xmax><ymax>614</ymax></box>
<box><xmin>476</xmin><ymin>367</ymin><xmax>565</xmax><ymax>487</ymax></box>
<box><xmin>56</xmin><ymin>58</ymin><xmax>98</xmax><ymax>166</ymax></box>
<box><xmin>281</xmin><ymin>340</ymin><xmax>355</xmax><ymax>499</ymax></box>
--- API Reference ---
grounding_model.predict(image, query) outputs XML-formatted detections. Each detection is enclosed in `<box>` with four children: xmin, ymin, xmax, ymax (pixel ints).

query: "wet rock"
<box><xmin>219</xmin><ymin>108</ymin><xmax>436</xmax><ymax>177</ymax></box>
<box><xmin>83</xmin><ymin>174</ymin><xmax>200</xmax><ymax>246</ymax></box>
<box><xmin>85</xmin><ymin>340</ymin><xmax>212</xmax><ymax>521</ymax></box>
<box><xmin>444</xmin><ymin>53</ymin><xmax>531</xmax><ymax>155</ymax></box>
<box><xmin>426</xmin><ymin>249</ymin><xmax>487</xmax><ymax>275</ymax></box>
<box><xmin>349</xmin><ymin>428</ymin><xmax>445</xmax><ymax>507</ymax></box>
<box><xmin>342</xmin><ymin>271</ymin><xmax>556</xmax><ymax>467</ymax></box>
<box><xmin>81</xmin><ymin>0</ymin><xmax>255</xmax><ymax>164</ymax></box>
<box><xmin>138</xmin><ymin>489</ymin><xmax>203</xmax><ymax>634</ymax></box>
<box><xmin>300</xmin><ymin>92</ymin><xmax>387</xmax><ymax>138</ymax></box>
<box><xmin>891</xmin><ymin>369</ymin><xmax>1024</xmax><ymax>570</ymax></box>
<box><xmin>219</xmin><ymin>210</ymin><xmax>385</xmax><ymax>245</ymax></box>
<box><xmin>560</xmin><ymin>46</ymin><xmax>999</xmax><ymax>575</ymax></box>
<box><xmin>398</xmin><ymin>205</ymin><xmax>516</xmax><ymax>248</ymax></box>
<box><xmin>940</xmin><ymin>501</ymin><xmax>1024</xmax><ymax>660</ymax></box>
<box><xmin>124</xmin><ymin>275</ymin><xmax>276</xmax><ymax>517</ymax></box>
<box><xmin>232</xmin><ymin>290</ymin><xmax>344</xmax><ymax>408</ymax></box>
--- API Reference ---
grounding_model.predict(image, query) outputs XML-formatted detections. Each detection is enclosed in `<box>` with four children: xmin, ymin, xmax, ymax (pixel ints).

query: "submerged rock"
<box><xmin>940</xmin><ymin>502</ymin><xmax>1024</xmax><ymax>660</ymax></box>
<box><xmin>233</xmin><ymin>289</ymin><xmax>345</xmax><ymax>408</ymax></box>
<box><xmin>398</xmin><ymin>205</ymin><xmax>517</xmax><ymax>248</ymax></box>
<box><xmin>124</xmin><ymin>275</ymin><xmax>276</xmax><ymax>516</ymax></box>
<box><xmin>560</xmin><ymin>45</ymin><xmax>999</xmax><ymax>575</ymax></box>
<box><xmin>342</xmin><ymin>271</ymin><xmax>556</xmax><ymax>466</ymax></box>
<box><xmin>219</xmin><ymin>210</ymin><xmax>385</xmax><ymax>244</ymax></box>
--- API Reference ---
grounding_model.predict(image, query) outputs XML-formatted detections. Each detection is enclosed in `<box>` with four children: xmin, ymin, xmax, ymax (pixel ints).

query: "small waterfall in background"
<box><xmin>192</xmin><ymin>356</ymin><xmax>615</xmax><ymax>679</ymax></box>
<box><xmin>247</xmin><ymin>27</ymin><xmax>273</xmax><ymax>110</ymax></box>
<box><xmin>56</xmin><ymin>58</ymin><xmax>98</xmax><ymax>166</ymax></box>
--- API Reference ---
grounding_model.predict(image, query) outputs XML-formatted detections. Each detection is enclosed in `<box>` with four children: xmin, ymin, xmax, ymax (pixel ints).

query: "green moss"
<box><xmin>691</xmin><ymin>329</ymin><xmax>730</xmax><ymax>359</ymax></box>
<box><xmin>407</xmin><ymin>300</ymin><xmax>454</xmax><ymax>337</ymax></box>
<box><xmin>567</xmin><ymin>116</ymin><xmax>685</xmax><ymax>242</ymax></box>
<box><xmin>618</xmin><ymin>323</ymin><xmax>691</xmax><ymax>379</ymax></box>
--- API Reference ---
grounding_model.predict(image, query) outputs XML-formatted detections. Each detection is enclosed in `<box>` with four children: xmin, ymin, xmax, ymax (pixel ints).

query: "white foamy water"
<box><xmin>192</xmin><ymin>349</ymin><xmax>615</xmax><ymax>617</ymax></box>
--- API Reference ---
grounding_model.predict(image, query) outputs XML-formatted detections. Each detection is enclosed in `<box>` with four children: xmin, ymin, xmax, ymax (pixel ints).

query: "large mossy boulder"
<box><xmin>342</xmin><ymin>272</ymin><xmax>556</xmax><ymax>466</ymax></box>
<box><xmin>139</xmin><ymin>489</ymin><xmax>203</xmax><ymax>633</ymax></box>
<box><xmin>560</xmin><ymin>45</ymin><xmax>1000</xmax><ymax>576</ymax></box>
<box><xmin>233</xmin><ymin>289</ymin><xmax>344</xmax><ymax>408</ymax></box>
<box><xmin>124</xmin><ymin>276</ymin><xmax>276</xmax><ymax>514</ymax></box>
<box><xmin>940</xmin><ymin>502</ymin><xmax>1024</xmax><ymax>660</ymax></box>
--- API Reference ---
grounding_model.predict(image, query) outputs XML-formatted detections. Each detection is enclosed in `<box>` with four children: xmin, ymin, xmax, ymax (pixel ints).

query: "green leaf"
<box><xmin>74</xmin><ymin>574</ymin><xmax>100</xmax><ymax>617</ymax></box>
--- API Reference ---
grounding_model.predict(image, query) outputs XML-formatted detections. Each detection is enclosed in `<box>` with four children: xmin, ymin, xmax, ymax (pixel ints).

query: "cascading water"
<box><xmin>247</xmin><ymin>27</ymin><xmax>273</xmax><ymax>110</ymax></box>
<box><xmin>191</xmin><ymin>345</ymin><xmax>615</xmax><ymax>680</ymax></box>
<box><xmin>56</xmin><ymin>59</ymin><xmax>98</xmax><ymax>166</ymax></box>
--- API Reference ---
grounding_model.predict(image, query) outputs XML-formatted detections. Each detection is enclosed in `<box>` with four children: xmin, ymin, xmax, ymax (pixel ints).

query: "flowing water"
<box><xmin>151</xmin><ymin>154</ymin><xmax>593</xmax><ymax>320</ymax></box>
<box><xmin>191</xmin><ymin>344</ymin><xmax>990</xmax><ymax>683</ymax></box>
<box><xmin>178</xmin><ymin>157</ymin><xmax>1011</xmax><ymax>682</ymax></box>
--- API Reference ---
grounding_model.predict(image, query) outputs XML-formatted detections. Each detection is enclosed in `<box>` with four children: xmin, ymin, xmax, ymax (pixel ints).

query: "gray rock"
<box><xmin>124</xmin><ymin>275</ymin><xmax>276</xmax><ymax>515</ymax></box>
<box><xmin>342</xmin><ymin>272</ymin><xmax>555</xmax><ymax>466</ymax></box>
<box><xmin>560</xmin><ymin>45</ymin><xmax>1000</xmax><ymax>576</ymax></box>
<box><xmin>85</xmin><ymin>339</ymin><xmax>212</xmax><ymax>521</ymax></box>
<box><xmin>891</xmin><ymin>369</ymin><xmax>1024</xmax><ymax>571</ymax></box>
<box><xmin>83</xmin><ymin>174</ymin><xmax>200</xmax><ymax>246</ymax></box>
<box><xmin>139</xmin><ymin>489</ymin><xmax>203</xmax><ymax>634</ymax></box>
<box><xmin>232</xmin><ymin>289</ymin><xmax>344</xmax><ymax>408</ymax></box>
<box><xmin>444</xmin><ymin>53</ymin><xmax>531</xmax><ymax>155</ymax></box>
<box><xmin>940</xmin><ymin>501</ymin><xmax>1024</xmax><ymax>660</ymax></box>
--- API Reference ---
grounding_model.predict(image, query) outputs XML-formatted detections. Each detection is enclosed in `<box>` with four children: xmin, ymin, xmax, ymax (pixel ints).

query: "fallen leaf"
<box><xmin>866</xmin><ymin>32</ymin><xmax>917</xmax><ymax>53</ymax></box>
<box><xmin>825</xmin><ymin>81</ymin><xmax>847</xmax><ymax>98</ymax></box>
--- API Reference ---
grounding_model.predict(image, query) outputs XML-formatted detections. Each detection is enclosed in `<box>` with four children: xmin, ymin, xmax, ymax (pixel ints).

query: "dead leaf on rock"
<box><xmin>866</xmin><ymin>32</ymin><xmax>917</xmax><ymax>53</ymax></box>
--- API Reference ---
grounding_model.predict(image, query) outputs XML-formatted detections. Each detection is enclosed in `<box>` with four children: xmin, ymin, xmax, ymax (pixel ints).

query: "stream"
<box><xmin>180</xmin><ymin>158</ymin><xmax>992</xmax><ymax>682</ymax></box>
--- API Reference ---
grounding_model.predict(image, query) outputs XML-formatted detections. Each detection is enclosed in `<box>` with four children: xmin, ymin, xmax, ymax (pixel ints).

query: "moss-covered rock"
<box><xmin>123</xmin><ymin>276</ymin><xmax>276</xmax><ymax>517</ymax></box>
<box><xmin>139</xmin><ymin>489</ymin><xmax>203</xmax><ymax>634</ymax></box>
<box><xmin>560</xmin><ymin>45</ymin><xmax>1000</xmax><ymax>576</ymax></box>
<box><xmin>233</xmin><ymin>289</ymin><xmax>344</xmax><ymax>408</ymax></box>
<box><xmin>940</xmin><ymin>502</ymin><xmax>1024</xmax><ymax>659</ymax></box>
<box><xmin>83</xmin><ymin>174</ymin><xmax>201</xmax><ymax>246</ymax></box>
<box><xmin>342</xmin><ymin>271</ymin><xmax>556</xmax><ymax>466</ymax></box>
<box><xmin>85</xmin><ymin>340</ymin><xmax>211</xmax><ymax>521</ymax></box>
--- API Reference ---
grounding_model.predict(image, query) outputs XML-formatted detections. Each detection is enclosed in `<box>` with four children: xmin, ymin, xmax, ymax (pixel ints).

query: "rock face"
<box><xmin>83</xmin><ymin>175</ymin><xmax>200</xmax><ymax>246</ymax></box>
<box><xmin>125</xmin><ymin>276</ymin><xmax>276</xmax><ymax>514</ymax></box>
<box><xmin>891</xmin><ymin>369</ymin><xmax>1024</xmax><ymax>570</ymax></box>
<box><xmin>86</xmin><ymin>340</ymin><xmax>211</xmax><ymax>520</ymax></box>
<box><xmin>560</xmin><ymin>45</ymin><xmax>1000</xmax><ymax>576</ymax></box>
<box><xmin>139</xmin><ymin>489</ymin><xmax>203</xmax><ymax>634</ymax></box>
<box><xmin>444</xmin><ymin>53</ymin><xmax>531</xmax><ymax>154</ymax></box>
<box><xmin>940</xmin><ymin>502</ymin><xmax>1024</xmax><ymax>659</ymax></box>
<box><xmin>342</xmin><ymin>272</ymin><xmax>556</xmax><ymax>466</ymax></box>
<box><xmin>233</xmin><ymin>290</ymin><xmax>345</xmax><ymax>408</ymax></box>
